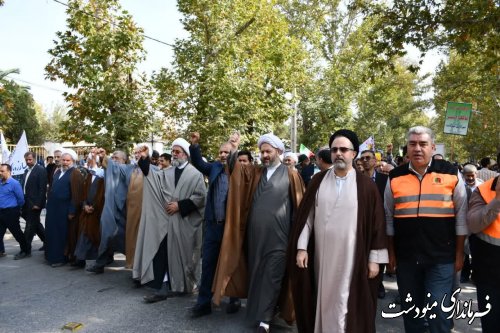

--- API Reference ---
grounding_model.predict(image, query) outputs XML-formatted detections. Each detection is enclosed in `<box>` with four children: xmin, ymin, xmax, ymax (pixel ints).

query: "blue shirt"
<box><xmin>0</xmin><ymin>177</ymin><xmax>25</xmax><ymax>208</ymax></box>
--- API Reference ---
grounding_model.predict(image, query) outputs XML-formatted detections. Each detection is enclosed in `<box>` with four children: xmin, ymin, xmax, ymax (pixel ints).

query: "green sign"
<box><xmin>443</xmin><ymin>102</ymin><xmax>472</xmax><ymax>136</ymax></box>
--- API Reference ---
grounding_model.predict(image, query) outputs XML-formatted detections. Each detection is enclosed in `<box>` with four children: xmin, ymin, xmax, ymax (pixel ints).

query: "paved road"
<box><xmin>0</xmin><ymin>219</ymin><xmax>483</xmax><ymax>332</ymax></box>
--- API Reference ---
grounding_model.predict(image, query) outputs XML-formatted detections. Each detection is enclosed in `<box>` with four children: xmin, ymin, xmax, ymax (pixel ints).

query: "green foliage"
<box><xmin>432</xmin><ymin>49</ymin><xmax>499</xmax><ymax>162</ymax></box>
<box><xmin>37</xmin><ymin>104</ymin><xmax>68</xmax><ymax>142</ymax></box>
<box><xmin>45</xmin><ymin>0</ymin><xmax>152</xmax><ymax>150</ymax></box>
<box><xmin>363</xmin><ymin>0</ymin><xmax>500</xmax><ymax>72</ymax></box>
<box><xmin>0</xmin><ymin>76</ymin><xmax>44</xmax><ymax>145</ymax></box>
<box><xmin>153</xmin><ymin>0</ymin><xmax>309</xmax><ymax>155</ymax></box>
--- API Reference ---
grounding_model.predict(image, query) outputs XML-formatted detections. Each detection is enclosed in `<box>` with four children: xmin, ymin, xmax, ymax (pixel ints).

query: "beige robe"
<box><xmin>125</xmin><ymin>167</ymin><xmax>143</xmax><ymax>268</ymax></box>
<box><xmin>298</xmin><ymin>168</ymin><xmax>387</xmax><ymax>332</ymax></box>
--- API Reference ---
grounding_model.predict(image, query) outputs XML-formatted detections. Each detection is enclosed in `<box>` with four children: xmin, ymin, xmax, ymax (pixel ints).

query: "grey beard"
<box><xmin>334</xmin><ymin>160</ymin><xmax>347</xmax><ymax>170</ymax></box>
<box><xmin>172</xmin><ymin>157</ymin><xmax>187</xmax><ymax>167</ymax></box>
<box><xmin>61</xmin><ymin>165</ymin><xmax>72</xmax><ymax>171</ymax></box>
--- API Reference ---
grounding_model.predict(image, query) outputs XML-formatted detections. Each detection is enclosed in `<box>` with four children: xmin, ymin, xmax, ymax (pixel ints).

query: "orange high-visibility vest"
<box><xmin>391</xmin><ymin>172</ymin><xmax>457</xmax><ymax>218</ymax></box>
<box><xmin>477</xmin><ymin>177</ymin><xmax>500</xmax><ymax>239</ymax></box>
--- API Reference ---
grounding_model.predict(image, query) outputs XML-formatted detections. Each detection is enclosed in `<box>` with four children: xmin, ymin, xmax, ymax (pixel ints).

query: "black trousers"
<box><xmin>0</xmin><ymin>207</ymin><xmax>28</xmax><ymax>253</ymax></box>
<box><xmin>22</xmin><ymin>206</ymin><xmax>45</xmax><ymax>251</ymax></box>
<box><xmin>147</xmin><ymin>235</ymin><xmax>169</xmax><ymax>290</ymax></box>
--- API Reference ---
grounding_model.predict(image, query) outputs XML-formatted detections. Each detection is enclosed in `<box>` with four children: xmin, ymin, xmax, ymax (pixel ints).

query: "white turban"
<box><xmin>257</xmin><ymin>133</ymin><xmax>285</xmax><ymax>153</ymax></box>
<box><xmin>283</xmin><ymin>152</ymin><xmax>298</xmax><ymax>163</ymax></box>
<box><xmin>171</xmin><ymin>138</ymin><xmax>190</xmax><ymax>157</ymax></box>
<box><xmin>61</xmin><ymin>148</ymin><xmax>78</xmax><ymax>162</ymax></box>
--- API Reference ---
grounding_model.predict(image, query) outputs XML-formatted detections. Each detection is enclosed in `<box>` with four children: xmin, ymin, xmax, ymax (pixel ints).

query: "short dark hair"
<box><xmin>360</xmin><ymin>150</ymin><xmax>375</xmax><ymax>157</ymax></box>
<box><xmin>46</xmin><ymin>156</ymin><xmax>54</xmax><ymax>161</ymax></box>
<box><xmin>152</xmin><ymin>150</ymin><xmax>160</xmax><ymax>159</ymax></box>
<box><xmin>480</xmin><ymin>157</ymin><xmax>491</xmax><ymax>168</ymax></box>
<box><xmin>160</xmin><ymin>153</ymin><xmax>171</xmax><ymax>162</ymax></box>
<box><xmin>1</xmin><ymin>163</ymin><xmax>12</xmax><ymax>172</ymax></box>
<box><xmin>402</xmin><ymin>146</ymin><xmax>408</xmax><ymax>157</ymax></box>
<box><xmin>24</xmin><ymin>151</ymin><xmax>36</xmax><ymax>159</ymax></box>
<box><xmin>237</xmin><ymin>150</ymin><xmax>253</xmax><ymax>162</ymax></box>
<box><xmin>317</xmin><ymin>149</ymin><xmax>332</xmax><ymax>164</ymax></box>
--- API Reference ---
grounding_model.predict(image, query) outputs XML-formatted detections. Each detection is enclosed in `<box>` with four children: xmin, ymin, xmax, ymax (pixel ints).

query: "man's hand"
<box><xmin>190</xmin><ymin>132</ymin><xmax>200</xmax><ymax>145</ymax></box>
<box><xmin>97</xmin><ymin>148</ymin><xmax>106</xmax><ymax>158</ymax></box>
<box><xmin>138</xmin><ymin>145</ymin><xmax>149</xmax><ymax>159</ymax></box>
<box><xmin>455</xmin><ymin>252</ymin><xmax>464</xmax><ymax>273</ymax></box>
<box><xmin>32</xmin><ymin>205</ymin><xmax>41</xmax><ymax>210</ymax></box>
<box><xmin>165</xmin><ymin>201</ymin><xmax>179</xmax><ymax>215</ymax></box>
<box><xmin>368</xmin><ymin>262</ymin><xmax>379</xmax><ymax>279</ymax></box>
<box><xmin>68</xmin><ymin>214</ymin><xmax>75</xmax><ymax>220</ymax></box>
<box><xmin>84</xmin><ymin>205</ymin><xmax>94</xmax><ymax>214</ymax></box>
<box><xmin>387</xmin><ymin>236</ymin><xmax>397</xmax><ymax>273</ymax></box>
<box><xmin>296</xmin><ymin>249</ymin><xmax>308</xmax><ymax>268</ymax></box>
<box><xmin>229</xmin><ymin>131</ymin><xmax>240</xmax><ymax>152</ymax></box>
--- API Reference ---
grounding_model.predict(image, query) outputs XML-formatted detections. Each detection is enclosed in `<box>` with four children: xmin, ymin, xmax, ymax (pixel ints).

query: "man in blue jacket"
<box><xmin>189</xmin><ymin>131</ymin><xmax>241</xmax><ymax>318</ymax></box>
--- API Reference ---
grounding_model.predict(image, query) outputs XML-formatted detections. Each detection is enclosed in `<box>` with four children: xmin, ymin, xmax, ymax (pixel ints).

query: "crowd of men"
<box><xmin>0</xmin><ymin>125</ymin><xmax>499</xmax><ymax>333</ymax></box>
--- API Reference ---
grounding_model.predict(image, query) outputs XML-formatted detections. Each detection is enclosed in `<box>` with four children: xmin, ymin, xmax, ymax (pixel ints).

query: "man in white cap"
<box><xmin>212</xmin><ymin>133</ymin><xmax>305</xmax><ymax>332</ymax></box>
<box><xmin>283</xmin><ymin>152</ymin><xmax>298</xmax><ymax>169</ymax></box>
<box><xmin>45</xmin><ymin>149</ymin><xmax>84</xmax><ymax>267</ymax></box>
<box><xmin>133</xmin><ymin>138</ymin><xmax>206</xmax><ymax>303</ymax></box>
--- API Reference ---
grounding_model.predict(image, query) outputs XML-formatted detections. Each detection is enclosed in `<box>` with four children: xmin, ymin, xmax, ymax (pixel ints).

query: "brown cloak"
<box><xmin>212</xmin><ymin>162</ymin><xmax>305</xmax><ymax>323</ymax></box>
<box><xmin>287</xmin><ymin>170</ymin><xmax>387</xmax><ymax>333</ymax></box>
<box><xmin>64</xmin><ymin>168</ymin><xmax>84</xmax><ymax>262</ymax></box>
<box><xmin>125</xmin><ymin>167</ymin><xmax>143</xmax><ymax>268</ymax></box>
<box><xmin>78</xmin><ymin>173</ymin><xmax>105</xmax><ymax>247</ymax></box>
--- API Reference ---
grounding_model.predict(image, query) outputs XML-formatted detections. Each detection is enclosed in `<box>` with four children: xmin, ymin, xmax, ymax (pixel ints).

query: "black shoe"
<box><xmin>0</xmin><ymin>252</ymin><xmax>6</xmax><ymax>258</ymax></box>
<box><xmin>86</xmin><ymin>265</ymin><xmax>104</xmax><ymax>274</ymax></box>
<box><xmin>38</xmin><ymin>245</ymin><xmax>45</xmax><ymax>251</ymax></box>
<box><xmin>191</xmin><ymin>303</ymin><xmax>212</xmax><ymax>318</ymax></box>
<box><xmin>132</xmin><ymin>280</ymin><xmax>142</xmax><ymax>289</ymax></box>
<box><xmin>51</xmin><ymin>262</ymin><xmax>66</xmax><ymax>268</ymax></box>
<box><xmin>70</xmin><ymin>260</ymin><xmax>86</xmax><ymax>268</ymax></box>
<box><xmin>378</xmin><ymin>284</ymin><xmax>386</xmax><ymax>299</ymax></box>
<box><xmin>14</xmin><ymin>251</ymin><xmax>31</xmax><ymax>260</ymax></box>
<box><xmin>166</xmin><ymin>290</ymin><xmax>188</xmax><ymax>297</ymax></box>
<box><xmin>105</xmin><ymin>257</ymin><xmax>114</xmax><ymax>265</ymax></box>
<box><xmin>143</xmin><ymin>294</ymin><xmax>167</xmax><ymax>303</ymax></box>
<box><xmin>226</xmin><ymin>299</ymin><xmax>241</xmax><ymax>314</ymax></box>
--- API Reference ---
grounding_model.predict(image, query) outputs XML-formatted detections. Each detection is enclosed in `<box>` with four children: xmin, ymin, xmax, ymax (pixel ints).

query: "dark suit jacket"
<box><xmin>46</xmin><ymin>163</ymin><xmax>56</xmax><ymax>187</ymax></box>
<box><xmin>374</xmin><ymin>171</ymin><xmax>388</xmax><ymax>202</ymax></box>
<box><xmin>21</xmin><ymin>164</ymin><xmax>48</xmax><ymax>209</ymax></box>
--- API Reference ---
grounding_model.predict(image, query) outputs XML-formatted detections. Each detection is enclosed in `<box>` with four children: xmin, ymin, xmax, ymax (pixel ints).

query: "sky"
<box><xmin>0</xmin><ymin>0</ymin><xmax>445</xmax><ymax>114</ymax></box>
<box><xmin>0</xmin><ymin>0</ymin><xmax>186</xmax><ymax>110</ymax></box>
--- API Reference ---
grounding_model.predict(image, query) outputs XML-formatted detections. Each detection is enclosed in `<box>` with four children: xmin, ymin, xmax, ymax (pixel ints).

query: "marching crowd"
<box><xmin>0</xmin><ymin>125</ymin><xmax>499</xmax><ymax>333</ymax></box>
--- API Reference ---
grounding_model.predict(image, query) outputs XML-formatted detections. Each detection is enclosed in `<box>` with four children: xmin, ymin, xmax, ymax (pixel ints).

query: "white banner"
<box><xmin>357</xmin><ymin>136</ymin><xmax>375</xmax><ymax>157</ymax></box>
<box><xmin>9</xmin><ymin>130</ymin><xmax>29</xmax><ymax>176</ymax></box>
<box><xmin>0</xmin><ymin>131</ymin><xmax>10</xmax><ymax>163</ymax></box>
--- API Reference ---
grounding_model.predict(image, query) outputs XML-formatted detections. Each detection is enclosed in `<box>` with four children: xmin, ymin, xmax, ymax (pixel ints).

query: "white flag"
<box><xmin>357</xmin><ymin>136</ymin><xmax>375</xmax><ymax>157</ymax></box>
<box><xmin>0</xmin><ymin>131</ymin><xmax>10</xmax><ymax>163</ymax></box>
<box><xmin>9</xmin><ymin>130</ymin><xmax>29</xmax><ymax>176</ymax></box>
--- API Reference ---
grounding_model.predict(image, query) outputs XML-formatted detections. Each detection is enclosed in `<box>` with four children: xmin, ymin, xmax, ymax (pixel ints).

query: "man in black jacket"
<box><xmin>21</xmin><ymin>152</ymin><xmax>47</xmax><ymax>254</ymax></box>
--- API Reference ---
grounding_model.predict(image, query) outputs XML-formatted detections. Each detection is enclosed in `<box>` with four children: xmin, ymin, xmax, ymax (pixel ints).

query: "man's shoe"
<box><xmin>86</xmin><ymin>265</ymin><xmax>104</xmax><ymax>274</ymax></box>
<box><xmin>38</xmin><ymin>245</ymin><xmax>45</xmax><ymax>251</ymax></box>
<box><xmin>191</xmin><ymin>303</ymin><xmax>212</xmax><ymax>318</ymax></box>
<box><xmin>226</xmin><ymin>299</ymin><xmax>241</xmax><ymax>314</ymax></box>
<box><xmin>0</xmin><ymin>252</ymin><xmax>6</xmax><ymax>258</ymax></box>
<box><xmin>166</xmin><ymin>290</ymin><xmax>188</xmax><ymax>297</ymax></box>
<box><xmin>14</xmin><ymin>251</ymin><xmax>31</xmax><ymax>260</ymax></box>
<box><xmin>51</xmin><ymin>262</ymin><xmax>66</xmax><ymax>268</ymax></box>
<box><xmin>143</xmin><ymin>294</ymin><xmax>167</xmax><ymax>303</ymax></box>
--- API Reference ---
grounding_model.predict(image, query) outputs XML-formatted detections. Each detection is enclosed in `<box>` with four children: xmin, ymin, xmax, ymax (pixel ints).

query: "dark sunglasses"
<box><xmin>330</xmin><ymin>147</ymin><xmax>354</xmax><ymax>154</ymax></box>
<box><xmin>359</xmin><ymin>156</ymin><xmax>372</xmax><ymax>161</ymax></box>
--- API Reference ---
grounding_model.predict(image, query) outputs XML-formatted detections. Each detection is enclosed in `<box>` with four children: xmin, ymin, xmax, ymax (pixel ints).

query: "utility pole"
<box><xmin>290</xmin><ymin>87</ymin><xmax>298</xmax><ymax>152</ymax></box>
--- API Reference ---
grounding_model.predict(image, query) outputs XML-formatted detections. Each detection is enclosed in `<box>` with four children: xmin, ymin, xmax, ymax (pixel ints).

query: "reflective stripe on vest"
<box><xmin>477</xmin><ymin>178</ymin><xmax>500</xmax><ymax>242</ymax></box>
<box><xmin>391</xmin><ymin>172</ymin><xmax>457</xmax><ymax>218</ymax></box>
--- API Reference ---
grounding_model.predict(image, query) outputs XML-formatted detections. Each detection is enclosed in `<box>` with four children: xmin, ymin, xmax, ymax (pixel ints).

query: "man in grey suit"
<box><xmin>21</xmin><ymin>152</ymin><xmax>47</xmax><ymax>254</ymax></box>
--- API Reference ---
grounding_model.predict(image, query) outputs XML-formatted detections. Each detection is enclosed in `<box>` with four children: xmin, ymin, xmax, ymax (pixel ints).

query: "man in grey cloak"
<box><xmin>133</xmin><ymin>138</ymin><xmax>206</xmax><ymax>303</ymax></box>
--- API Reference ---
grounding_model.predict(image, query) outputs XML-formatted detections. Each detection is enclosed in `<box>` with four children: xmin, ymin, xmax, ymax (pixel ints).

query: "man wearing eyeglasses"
<box><xmin>290</xmin><ymin>129</ymin><xmax>387</xmax><ymax>333</ymax></box>
<box><xmin>385</xmin><ymin>126</ymin><xmax>467</xmax><ymax>333</ymax></box>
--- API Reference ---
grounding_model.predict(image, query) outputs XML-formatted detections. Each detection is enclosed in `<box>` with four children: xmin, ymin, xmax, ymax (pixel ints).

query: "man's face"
<box><xmin>171</xmin><ymin>146</ymin><xmax>187</xmax><ymax>167</ymax></box>
<box><xmin>158</xmin><ymin>157</ymin><xmax>170</xmax><ymax>169</ymax></box>
<box><xmin>47</xmin><ymin>157</ymin><xmax>54</xmax><ymax>164</ymax></box>
<box><xmin>330</xmin><ymin>136</ymin><xmax>356</xmax><ymax>171</ymax></box>
<box><xmin>463</xmin><ymin>172</ymin><xmax>477</xmax><ymax>185</ymax></box>
<box><xmin>25</xmin><ymin>155</ymin><xmax>35</xmax><ymax>168</ymax></box>
<box><xmin>260</xmin><ymin>143</ymin><xmax>280</xmax><ymax>167</ymax></box>
<box><xmin>284</xmin><ymin>157</ymin><xmax>296</xmax><ymax>167</ymax></box>
<box><xmin>407</xmin><ymin>133</ymin><xmax>435</xmax><ymax>168</ymax></box>
<box><xmin>54</xmin><ymin>151</ymin><xmax>62</xmax><ymax>166</ymax></box>
<box><xmin>61</xmin><ymin>154</ymin><xmax>74</xmax><ymax>170</ymax></box>
<box><xmin>238</xmin><ymin>155</ymin><xmax>251</xmax><ymax>165</ymax></box>
<box><xmin>0</xmin><ymin>165</ymin><xmax>10</xmax><ymax>181</ymax></box>
<box><xmin>356</xmin><ymin>160</ymin><xmax>364</xmax><ymax>171</ymax></box>
<box><xmin>360</xmin><ymin>152</ymin><xmax>376</xmax><ymax>171</ymax></box>
<box><xmin>133</xmin><ymin>149</ymin><xmax>141</xmax><ymax>161</ymax></box>
<box><xmin>219</xmin><ymin>143</ymin><xmax>231</xmax><ymax>165</ymax></box>
<box><xmin>150</xmin><ymin>157</ymin><xmax>159</xmax><ymax>166</ymax></box>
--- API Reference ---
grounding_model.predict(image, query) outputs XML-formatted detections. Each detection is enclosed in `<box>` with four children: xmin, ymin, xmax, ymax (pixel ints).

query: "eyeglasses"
<box><xmin>330</xmin><ymin>147</ymin><xmax>354</xmax><ymax>154</ymax></box>
<box><xmin>359</xmin><ymin>156</ymin><xmax>372</xmax><ymax>162</ymax></box>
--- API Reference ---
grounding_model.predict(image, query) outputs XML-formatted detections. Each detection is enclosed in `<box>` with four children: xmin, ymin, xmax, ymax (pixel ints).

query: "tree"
<box><xmin>0</xmin><ymin>73</ymin><xmax>44</xmax><ymax>145</ymax></box>
<box><xmin>37</xmin><ymin>104</ymin><xmax>68</xmax><ymax>142</ymax></box>
<box><xmin>45</xmin><ymin>0</ymin><xmax>152</xmax><ymax>150</ymax></box>
<box><xmin>153</xmin><ymin>0</ymin><xmax>308</xmax><ymax>155</ymax></box>
<box><xmin>363</xmin><ymin>0</ymin><xmax>500</xmax><ymax>72</ymax></box>
<box><xmin>432</xmin><ymin>49</ymin><xmax>499</xmax><ymax>162</ymax></box>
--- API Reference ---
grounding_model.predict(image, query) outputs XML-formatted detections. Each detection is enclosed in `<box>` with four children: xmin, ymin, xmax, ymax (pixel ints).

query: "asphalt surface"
<box><xmin>0</xmin><ymin>217</ymin><xmax>483</xmax><ymax>333</ymax></box>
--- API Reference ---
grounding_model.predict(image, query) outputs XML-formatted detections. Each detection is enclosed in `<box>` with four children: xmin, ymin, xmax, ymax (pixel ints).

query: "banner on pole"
<box><xmin>444</xmin><ymin>102</ymin><xmax>472</xmax><ymax>136</ymax></box>
<box><xmin>0</xmin><ymin>131</ymin><xmax>10</xmax><ymax>163</ymax></box>
<box><xmin>299</xmin><ymin>144</ymin><xmax>314</xmax><ymax>157</ymax></box>
<box><xmin>357</xmin><ymin>136</ymin><xmax>375</xmax><ymax>157</ymax></box>
<box><xmin>9</xmin><ymin>130</ymin><xmax>29</xmax><ymax>176</ymax></box>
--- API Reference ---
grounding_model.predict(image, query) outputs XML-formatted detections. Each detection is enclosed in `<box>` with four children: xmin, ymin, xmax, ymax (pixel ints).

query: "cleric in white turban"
<box><xmin>257</xmin><ymin>133</ymin><xmax>285</xmax><ymax>153</ymax></box>
<box><xmin>61</xmin><ymin>148</ymin><xmax>78</xmax><ymax>162</ymax></box>
<box><xmin>171</xmin><ymin>138</ymin><xmax>191</xmax><ymax>157</ymax></box>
